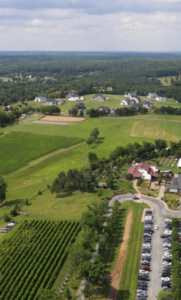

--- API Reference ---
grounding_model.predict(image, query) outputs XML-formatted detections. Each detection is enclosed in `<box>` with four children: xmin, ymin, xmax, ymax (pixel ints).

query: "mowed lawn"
<box><xmin>130</xmin><ymin>120</ymin><xmax>180</xmax><ymax>141</ymax></box>
<box><xmin>117</xmin><ymin>201</ymin><xmax>148</xmax><ymax>300</ymax></box>
<box><xmin>0</xmin><ymin>131</ymin><xmax>83</xmax><ymax>175</ymax></box>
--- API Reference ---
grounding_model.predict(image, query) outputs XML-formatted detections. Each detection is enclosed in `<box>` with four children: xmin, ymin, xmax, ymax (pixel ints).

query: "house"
<box><xmin>68</xmin><ymin>93</ymin><xmax>84</xmax><ymax>101</ymax></box>
<box><xmin>127</xmin><ymin>162</ymin><xmax>158</xmax><ymax>180</ymax></box>
<box><xmin>97</xmin><ymin>106</ymin><xmax>110</xmax><ymax>114</ymax></box>
<box><xmin>34</xmin><ymin>95</ymin><xmax>47</xmax><ymax>103</ymax></box>
<box><xmin>120</xmin><ymin>98</ymin><xmax>131</xmax><ymax>106</ymax></box>
<box><xmin>43</xmin><ymin>98</ymin><xmax>57</xmax><ymax>106</ymax></box>
<box><xmin>106</xmin><ymin>87</ymin><xmax>113</xmax><ymax>92</ymax></box>
<box><xmin>129</xmin><ymin>103</ymin><xmax>143</xmax><ymax>110</ymax></box>
<box><xmin>147</xmin><ymin>93</ymin><xmax>158</xmax><ymax>99</ymax></box>
<box><xmin>167</xmin><ymin>174</ymin><xmax>181</xmax><ymax>193</ymax></box>
<box><xmin>155</xmin><ymin>96</ymin><xmax>167</xmax><ymax>102</ymax></box>
<box><xmin>92</xmin><ymin>94</ymin><xmax>107</xmax><ymax>101</ymax></box>
<box><xmin>74</xmin><ymin>103</ymin><xmax>86</xmax><ymax>110</ymax></box>
<box><xmin>127</xmin><ymin>92</ymin><xmax>140</xmax><ymax>100</ymax></box>
<box><xmin>44</xmin><ymin>76</ymin><xmax>54</xmax><ymax>80</ymax></box>
<box><xmin>143</xmin><ymin>100</ymin><xmax>154</xmax><ymax>109</ymax></box>
<box><xmin>177</xmin><ymin>158</ymin><xmax>181</xmax><ymax>169</ymax></box>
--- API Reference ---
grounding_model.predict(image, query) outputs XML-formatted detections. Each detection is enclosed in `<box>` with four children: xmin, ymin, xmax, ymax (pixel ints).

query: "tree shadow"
<box><xmin>4</xmin><ymin>198</ymin><xmax>25</xmax><ymax>207</ymax></box>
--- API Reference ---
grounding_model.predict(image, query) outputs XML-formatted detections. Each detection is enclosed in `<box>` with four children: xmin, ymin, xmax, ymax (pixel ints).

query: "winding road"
<box><xmin>77</xmin><ymin>193</ymin><xmax>181</xmax><ymax>300</ymax></box>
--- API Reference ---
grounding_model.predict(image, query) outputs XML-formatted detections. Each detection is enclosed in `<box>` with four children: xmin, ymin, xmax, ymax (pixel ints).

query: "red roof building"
<box><xmin>127</xmin><ymin>162</ymin><xmax>158</xmax><ymax>180</ymax></box>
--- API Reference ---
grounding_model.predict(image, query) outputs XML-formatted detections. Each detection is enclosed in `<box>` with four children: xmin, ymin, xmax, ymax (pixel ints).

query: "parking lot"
<box><xmin>147</xmin><ymin>210</ymin><xmax>165</xmax><ymax>299</ymax></box>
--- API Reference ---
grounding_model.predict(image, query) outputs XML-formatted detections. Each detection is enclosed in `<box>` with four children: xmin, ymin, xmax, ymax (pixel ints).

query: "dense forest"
<box><xmin>1</xmin><ymin>52</ymin><xmax>181</xmax><ymax>105</ymax></box>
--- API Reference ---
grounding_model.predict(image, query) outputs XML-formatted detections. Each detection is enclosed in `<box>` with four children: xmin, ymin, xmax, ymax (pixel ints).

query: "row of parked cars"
<box><xmin>1</xmin><ymin>221</ymin><xmax>17</xmax><ymax>233</ymax></box>
<box><xmin>136</xmin><ymin>210</ymin><xmax>154</xmax><ymax>300</ymax></box>
<box><xmin>160</xmin><ymin>218</ymin><xmax>173</xmax><ymax>290</ymax></box>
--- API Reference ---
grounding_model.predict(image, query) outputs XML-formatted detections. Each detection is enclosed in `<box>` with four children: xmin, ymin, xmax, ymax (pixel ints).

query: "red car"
<box><xmin>140</xmin><ymin>265</ymin><xmax>150</xmax><ymax>270</ymax></box>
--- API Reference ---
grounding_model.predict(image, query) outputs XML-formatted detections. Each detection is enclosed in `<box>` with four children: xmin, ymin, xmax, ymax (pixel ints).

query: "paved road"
<box><xmin>77</xmin><ymin>194</ymin><xmax>181</xmax><ymax>300</ymax></box>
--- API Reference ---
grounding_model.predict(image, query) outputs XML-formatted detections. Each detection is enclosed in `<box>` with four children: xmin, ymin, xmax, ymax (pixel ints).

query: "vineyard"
<box><xmin>0</xmin><ymin>220</ymin><xmax>81</xmax><ymax>300</ymax></box>
<box><xmin>0</xmin><ymin>131</ymin><xmax>83</xmax><ymax>175</ymax></box>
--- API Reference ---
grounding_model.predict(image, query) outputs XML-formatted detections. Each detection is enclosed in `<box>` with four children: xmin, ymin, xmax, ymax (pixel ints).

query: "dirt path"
<box><xmin>107</xmin><ymin>210</ymin><xmax>133</xmax><ymax>300</ymax></box>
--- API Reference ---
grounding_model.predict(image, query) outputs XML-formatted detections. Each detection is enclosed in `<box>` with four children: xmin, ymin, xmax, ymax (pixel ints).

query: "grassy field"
<box><xmin>0</xmin><ymin>131</ymin><xmax>83</xmax><ymax>175</ymax></box>
<box><xmin>130</xmin><ymin>120</ymin><xmax>180</xmax><ymax>141</ymax></box>
<box><xmin>117</xmin><ymin>201</ymin><xmax>149</xmax><ymax>300</ymax></box>
<box><xmin>0</xmin><ymin>76</ymin><xmax>12</xmax><ymax>82</ymax></box>
<box><xmin>156</xmin><ymin>76</ymin><xmax>181</xmax><ymax>86</ymax></box>
<box><xmin>0</xmin><ymin>118</ymin><xmax>181</xmax><ymax>215</ymax></box>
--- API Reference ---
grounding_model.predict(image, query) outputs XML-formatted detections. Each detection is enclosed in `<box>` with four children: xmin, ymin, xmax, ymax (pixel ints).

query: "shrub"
<box><xmin>4</xmin><ymin>214</ymin><xmax>11</xmax><ymax>222</ymax></box>
<box><xmin>126</xmin><ymin>173</ymin><xmax>133</xmax><ymax>181</ymax></box>
<box><xmin>10</xmin><ymin>208</ymin><xmax>18</xmax><ymax>217</ymax></box>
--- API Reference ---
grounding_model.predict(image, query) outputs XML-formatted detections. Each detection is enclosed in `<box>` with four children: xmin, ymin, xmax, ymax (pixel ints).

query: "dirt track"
<box><xmin>107</xmin><ymin>210</ymin><xmax>133</xmax><ymax>300</ymax></box>
<box><xmin>41</xmin><ymin>116</ymin><xmax>85</xmax><ymax>122</ymax></box>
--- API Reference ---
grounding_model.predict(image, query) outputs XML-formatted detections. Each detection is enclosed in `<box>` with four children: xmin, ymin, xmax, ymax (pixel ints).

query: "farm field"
<box><xmin>0</xmin><ymin>76</ymin><xmax>12</xmax><ymax>82</ymax></box>
<box><xmin>156</xmin><ymin>75</ymin><xmax>181</xmax><ymax>86</ymax></box>
<box><xmin>0</xmin><ymin>220</ymin><xmax>80</xmax><ymax>300</ymax></box>
<box><xmin>0</xmin><ymin>118</ymin><xmax>181</xmax><ymax>209</ymax></box>
<box><xmin>130</xmin><ymin>120</ymin><xmax>180</xmax><ymax>141</ymax></box>
<box><xmin>0</xmin><ymin>131</ymin><xmax>83</xmax><ymax>175</ymax></box>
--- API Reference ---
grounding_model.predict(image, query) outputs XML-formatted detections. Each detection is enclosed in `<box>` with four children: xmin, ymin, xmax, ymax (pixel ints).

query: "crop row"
<box><xmin>0</xmin><ymin>220</ymin><xmax>80</xmax><ymax>300</ymax></box>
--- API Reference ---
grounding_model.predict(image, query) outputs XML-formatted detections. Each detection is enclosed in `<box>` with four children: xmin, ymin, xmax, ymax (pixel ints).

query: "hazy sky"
<box><xmin>0</xmin><ymin>0</ymin><xmax>181</xmax><ymax>51</ymax></box>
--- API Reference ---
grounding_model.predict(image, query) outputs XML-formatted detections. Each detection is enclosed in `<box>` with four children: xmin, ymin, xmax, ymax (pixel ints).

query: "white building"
<box><xmin>68</xmin><ymin>94</ymin><xmax>84</xmax><ymax>101</ymax></box>
<box><xmin>147</xmin><ymin>93</ymin><xmax>158</xmax><ymax>99</ymax></box>
<box><xmin>177</xmin><ymin>158</ymin><xmax>181</xmax><ymax>169</ymax></box>
<box><xmin>34</xmin><ymin>95</ymin><xmax>47</xmax><ymax>103</ymax></box>
<box><xmin>155</xmin><ymin>96</ymin><xmax>167</xmax><ymax>102</ymax></box>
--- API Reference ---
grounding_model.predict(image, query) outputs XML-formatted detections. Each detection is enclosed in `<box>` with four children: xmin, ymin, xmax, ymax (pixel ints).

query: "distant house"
<box><xmin>127</xmin><ymin>162</ymin><xmax>158</xmax><ymax>180</ymax></box>
<box><xmin>120</xmin><ymin>98</ymin><xmax>131</xmax><ymax>106</ymax></box>
<box><xmin>34</xmin><ymin>95</ymin><xmax>47</xmax><ymax>103</ymax></box>
<box><xmin>67</xmin><ymin>93</ymin><xmax>84</xmax><ymax>101</ymax></box>
<box><xmin>43</xmin><ymin>98</ymin><xmax>57</xmax><ymax>106</ymax></box>
<box><xmin>167</xmin><ymin>174</ymin><xmax>181</xmax><ymax>193</ymax></box>
<box><xmin>97</xmin><ymin>106</ymin><xmax>110</xmax><ymax>114</ymax></box>
<box><xmin>127</xmin><ymin>92</ymin><xmax>140</xmax><ymax>100</ymax></box>
<box><xmin>92</xmin><ymin>94</ymin><xmax>107</xmax><ymax>101</ymax></box>
<box><xmin>155</xmin><ymin>96</ymin><xmax>167</xmax><ymax>102</ymax></box>
<box><xmin>129</xmin><ymin>103</ymin><xmax>144</xmax><ymax>110</ymax></box>
<box><xmin>143</xmin><ymin>100</ymin><xmax>154</xmax><ymax>109</ymax></box>
<box><xmin>74</xmin><ymin>103</ymin><xmax>86</xmax><ymax>110</ymax></box>
<box><xmin>147</xmin><ymin>93</ymin><xmax>158</xmax><ymax>99</ymax></box>
<box><xmin>121</xmin><ymin>94</ymin><xmax>140</xmax><ymax>106</ymax></box>
<box><xmin>106</xmin><ymin>87</ymin><xmax>113</xmax><ymax>92</ymax></box>
<box><xmin>44</xmin><ymin>76</ymin><xmax>54</xmax><ymax>80</ymax></box>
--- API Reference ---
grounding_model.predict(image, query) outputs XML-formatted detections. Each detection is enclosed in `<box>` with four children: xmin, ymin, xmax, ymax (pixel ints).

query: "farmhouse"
<box><xmin>43</xmin><ymin>98</ymin><xmax>57</xmax><ymax>106</ymax></box>
<box><xmin>147</xmin><ymin>93</ymin><xmax>158</xmax><ymax>99</ymax></box>
<box><xmin>177</xmin><ymin>158</ymin><xmax>181</xmax><ymax>169</ymax></box>
<box><xmin>120</xmin><ymin>98</ymin><xmax>131</xmax><ymax>106</ymax></box>
<box><xmin>34</xmin><ymin>95</ymin><xmax>47</xmax><ymax>103</ymax></box>
<box><xmin>155</xmin><ymin>96</ymin><xmax>167</xmax><ymax>102</ymax></box>
<box><xmin>74</xmin><ymin>103</ymin><xmax>86</xmax><ymax>110</ymax></box>
<box><xmin>127</xmin><ymin>92</ymin><xmax>140</xmax><ymax>100</ymax></box>
<box><xmin>68</xmin><ymin>93</ymin><xmax>84</xmax><ymax>101</ymax></box>
<box><xmin>92</xmin><ymin>94</ymin><xmax>107</xmax><ymax>101</ymax></box>
<box><xmin>97</xmin><ymin>106</ymin><xmax>110</xmax><ymax>114</ymax></box>
<box><xmin>167</xmin><ymin>174</ymin><xmax>181</xmax><ymax>193</ymax></box>
<box><xmin>127</xmin><ymin>162</ymin><xmax>158</xmax><ymax>180</ymax></box>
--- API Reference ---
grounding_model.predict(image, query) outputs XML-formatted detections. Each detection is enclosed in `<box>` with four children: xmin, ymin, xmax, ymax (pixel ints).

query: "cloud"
<box><xmin>0</xmin><ymin>0</ymin><xmax>181</xmax><ymax>51</ymax></box>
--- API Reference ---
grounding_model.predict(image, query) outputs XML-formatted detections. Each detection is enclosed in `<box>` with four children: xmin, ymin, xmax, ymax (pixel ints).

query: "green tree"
<box><xmin>39</xmin><ymin>289</ymin><xmax>58</xmax><ymax>300</ymax></box>
<box><xmin>156</xmin><ymin>290</ymin><xmax>172</xmax><ymax>300</ymax></box>
<box><xmin>4</xmin><ymin>214</ymin><xmax>11</xmax><ymax>222</ymax></box>
<box><xmin>82</xmin><ymin>282</ymin><xmax>94</xmax><ymax>300</ymax></box>
<box><xmin>171</xmin><ymin>227</ymin><xmax>179</xmax><ymax>241</ymax></box>
<box><xmin>97</xmin><ymin>189</ymin><xmax>103</xmax><ymax>198</ymax></box>
<box><xmin>63</xmin><ymin>288</ymin><xmax>72</xmax><ymax>300</ymax></box>
<box><xmin>69</xmin><ymin>243</ymin><xmax>90</xmax><ymax>279</ymax></box>
<box><xmin>0</xmin><ymin>176</ymin><xmax>7</xmax><ymax>203</ymax></box>
<box><xmin>68</xmin><ymin>107</ymin><xmax>78</xmax><ymax>116</ymax></box>
<box><xmin>88</xmin><ymin>152</ymin><xmax>98</xmax><ymax>164</ymax></box>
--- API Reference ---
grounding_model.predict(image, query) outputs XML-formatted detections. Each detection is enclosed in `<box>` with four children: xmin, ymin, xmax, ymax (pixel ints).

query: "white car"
<box><xmin>165</xmin><ymin>218</ymin><xmax>172</xmax><ymax>222</ymax></box>
<box><xmin>142</xmin><ymin>253</ymin><xmax>151</xmax><ymax>257</ymax></box>
<box><xmin>139</xmin><ymin>270</ymin><xmax>149</xmax><ymax>274</ymax></box>
<box><xmin>155</xmin><ymin>225</ymin><xmax>159</xmax><ymax>230</ymax></box>
<box><xmin>161</xmin><ymin>277</ymin><xmax>171</xmax><ymax>281</ymax></box>
<box><xmin>163</xmin><ymin>261</ymin><xmax>171</xmax><ymax>265</ymax></box>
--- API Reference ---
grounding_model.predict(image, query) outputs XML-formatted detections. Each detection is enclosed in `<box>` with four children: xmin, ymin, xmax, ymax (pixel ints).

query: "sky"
<box><xmin>0</xmin><ymin>0</ymin><xmax>181</xmax><ymax>51</ymax></box>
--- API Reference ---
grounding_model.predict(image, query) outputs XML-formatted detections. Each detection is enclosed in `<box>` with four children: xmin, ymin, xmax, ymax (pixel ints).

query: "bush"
<box><xmin>10</xmin><ymin>208</ymin><xmax>18</xmax><ymax>217</ymax></box>
<box><xmin>38</xmin><ymin>191</ymin><xmax>42</xmax><ymax>195</ymax></box>
<box><xmin>4</xmin><ymin>214</ymin><xmax>11</xmax><ymax>222</ymax></box>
